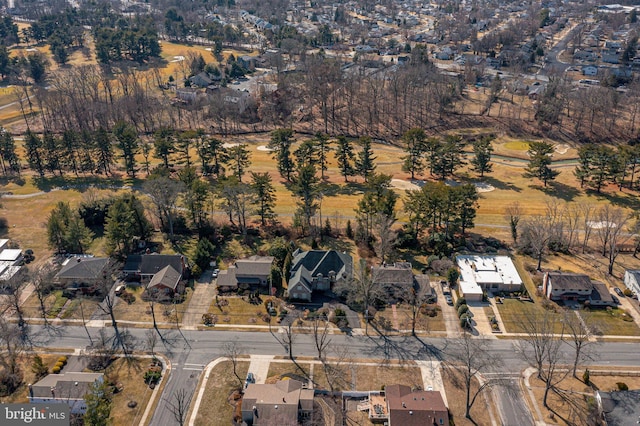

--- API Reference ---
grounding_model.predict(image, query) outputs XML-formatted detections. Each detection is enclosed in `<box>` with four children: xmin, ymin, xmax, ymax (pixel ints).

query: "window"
<box><xmin>439</xmin><ymin>419</ymin><xmax>444</xmax><ymax>425</ymax></box>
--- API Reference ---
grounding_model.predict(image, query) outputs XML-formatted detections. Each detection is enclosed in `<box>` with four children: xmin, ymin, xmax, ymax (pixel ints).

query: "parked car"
<box><xmin>445</xmin><ymin>295</ymin><xmax>453</xmax><ymax>305</ymax></box>
<box><xmin>614</xmin><ymin>287</ymin><xmax>624</xmax><ymax>297</ymax></box>
<box><xmin>115</xmin><ymin>285</ymin><xmax>125</xmax><ymax>296</ymax></box>
<box><xmin>611</xmin><ymin>294</ymin><xmax>620</xmax><ymax>304</ymax></box>
<box><xmin>212</xmin><ymin>269</ymin><xmax>220</xmax><ymax>279</ymax></box>
<box><xmin>245</xmin><ymin>372</ymin><xmax>255</xmax><ymax>389</ymax></box>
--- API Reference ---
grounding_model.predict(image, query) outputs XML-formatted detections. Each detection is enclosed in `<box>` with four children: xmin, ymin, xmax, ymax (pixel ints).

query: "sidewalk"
<box><xmin>415</xmin><ymin>360</ymin><xmax>447</xmax><ymax>406</ymax></box>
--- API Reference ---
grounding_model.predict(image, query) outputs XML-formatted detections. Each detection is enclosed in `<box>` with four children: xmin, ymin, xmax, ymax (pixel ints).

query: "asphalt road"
<box><xmin>26</xmin><ymin>324</ymin><xmax>640</xmax><ymax>425</ymax></box>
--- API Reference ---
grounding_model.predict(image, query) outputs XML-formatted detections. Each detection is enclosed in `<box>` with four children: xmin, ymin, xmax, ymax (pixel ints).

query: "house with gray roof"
<box><xmin>28</xmin><ymin>372</ymin><xmax>104</xmax><ymax>414</ymax></box>
<box><xmin>145</xmin><ymin>265</ymin><xmax>184</xmax><ymax>300</ymax></box>
<box><xmin>216</xmin><ymin>255</ymin><xmax>274</xmax><ymax>292</ymax></box>
<box><xmin>241</xmin><ymin>379</ymin><xmax>314</xmax><ymax>425</ymax></box>
<box><xmin>55</xmin><ymin>257</ymin><xmax>110</xmax><ymax>287</ymax></box>
<box><xmin>287</xmin><ymin>250</ymin><xmax>352</xmax><ymax>302</ymax></box>
<box><xmin>123</xmin><ymin>254</ymin><xmax>186</xmax><ymax>281</ymax></box>
<box><xmin>543</xmin><ymin>272</ymin><xmax>615</xmax><ymax>307</ymax></box>
<box><xmin>372</xmin><ymin>262</ymin><xmax>415</xmax><ymax>300</ymax></box>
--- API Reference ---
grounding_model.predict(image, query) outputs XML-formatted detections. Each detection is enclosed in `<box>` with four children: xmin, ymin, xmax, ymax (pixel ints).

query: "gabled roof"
<box><xmin>242</xmin><ymin>379</ymin><xmax>313</xmax><ymax>424</ymax></box>
<box><xmin>291</xmin><ymin>250</ymin><xmax>352</xmax><ymax>279</ymax></box>
<box><xmin>124</xmin><ymin>254</ymin><xmax>184</xmax><ymax>276</ymax></box>
<box><xmin>55</xmin><ymin>257</ymin><xmax>110</xmax><ymax>281</ymax></box>
<box><xmin>235</xmin><ymin>256</ymin><xmax>274</xmax><ymax>277</ymax></box>
<box><xmin>31</xmin><ymin>372</ymin><xmax>103</xmax><ymax>400</ymax></box>
<box><xmin>372</xmin><ymin>262</ymin><xmax>414</xmax><ymax>286</ymax></box>
<box><xmin>547</xmin><ymin>272</ymin><xmax>593</xmax><ymax>291</ymax></box>
<box><xmin>590</xmin><ymin>282</ymin><xmax>614</xmax><ymax>304</ymax></box>
<box><xmin>148</xmin><ymin>265</ymin><xmax>181</xmax><ymax>291</ymax></box>
<box><xmin>385</xmin><ymin>384</ymin><xmax>449</xmax><ymax>426</ymax></box>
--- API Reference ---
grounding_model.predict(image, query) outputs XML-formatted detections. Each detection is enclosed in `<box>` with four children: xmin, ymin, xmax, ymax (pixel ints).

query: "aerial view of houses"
<box><xmin>1</xmin><ymin>0</ymin><xmax>640</xmax><ymax>425</ymax></box>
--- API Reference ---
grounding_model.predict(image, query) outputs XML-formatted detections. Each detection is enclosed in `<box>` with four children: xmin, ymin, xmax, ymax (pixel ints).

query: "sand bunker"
<box><xmin>391</xmin><ymin>179</ymin><xmax>421</xmax><ymax>190</ymax></box>
<box><xmin>473</xmin><ymin>182</ymin><xmax>495</xmax><ymax>192</ymax></box>
<box><xmin>555</xmin><ymin>143</ymin><xmax>570</xmax><ymax>154</ymax></box>
<box><xmin>222</xmin><ymin>143</ymin><xmax>239</xmax><ymax>148</ymax></box>
<box><xmin>257</xmin><ymin>145</ymin><xmax>274</xmax><ymax>152</ymax></box>
<box><xmin>170</xmin><ymin>55</ymin><xmax>185</xmax><ymax>63</ymax></box>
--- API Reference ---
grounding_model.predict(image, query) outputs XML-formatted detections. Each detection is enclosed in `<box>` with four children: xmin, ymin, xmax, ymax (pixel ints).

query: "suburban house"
<box><xmin>54</xmin><ymin>257</ymin><xmax>110</xmax><ymax>288</ymax></box>
<box><xmin>28</xmin><ymin>372</ymin><xmax>104</xmax><ymax>414</ymax></box>
<box><xmin>123</xmin><ymin>254</ymin><xmax>186</xmax><ymax>282</ymax></box>
<box><xmin>216</xmin><ymin>255</ymin><xmax>275</xmax><ymax>292</ymax></box>
<box><xmin>543</xmin><ymin>272</ymin><xmax>615</xmax><ymax>307</ymax></box>
<box><xmin>363</xmin><ymin>385</ymin><xmax>449</xmax><ymax>425</ymax></box>
<box><xmin>456</xmin><ymin>255</ymin><xmax>523</xmax><ymax>301</ymax></box>
<box><xmin>145</xmin><ymin>265</ymin><xmax>184</xmax><ymax>300</ymax></box>
<box><xmin>582</xmin><ymin>65</ymin><xmax>598</xmax><ymax>76</ymax></box>
<box><xmin>623</xmin><ymin>270</ymin><xmax>640</xmax><ymax>296</ymax></box>
<box><xmin>372</xmin><ymin>262</ymin><xmax>416</xmax><ymax>300</ymax></box>
<box><xmin>596</xmin><ymin>389</ymin><xmax>640</xmax><ymax>426</ymax></box>
<box><xmin>241</xmin><ymin>379</ymin><xmax>314</xmax><ymax>425</ymax></box>
<box><xmin>287</xmin><ymin>250</ymin><xmax>352</xmax><ymax>302</ymax></box>
<box><xmin>0</xmin><ymin>240</ymin><xmax>25</xmax><ymax>291</ymax></box>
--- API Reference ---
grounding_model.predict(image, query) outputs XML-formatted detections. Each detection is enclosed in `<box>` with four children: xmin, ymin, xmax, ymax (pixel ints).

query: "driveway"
<box><xmin>182</xmin><ymin>271</ymin><xmax>217</xmax><ymax>328</ymax></box>
<box><xmin>432</xmin><ymin>280</ymin><xmax>460</xmax><ymax>338</ymax></box>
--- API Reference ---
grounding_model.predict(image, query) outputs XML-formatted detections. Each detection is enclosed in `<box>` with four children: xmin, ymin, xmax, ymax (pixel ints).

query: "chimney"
<box><xmin>402</xmin><ymin>402</ymin><xmax>406</xmax><ymax>408</ymax></box>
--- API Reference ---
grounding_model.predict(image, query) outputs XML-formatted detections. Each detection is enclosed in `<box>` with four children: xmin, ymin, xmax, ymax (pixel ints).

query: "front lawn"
<box><xmin>194</xmin><ymin>361</ymin><xmax>248</xmax><ymax>426</ymax></box>
<box><xmin>579</xmin><ymin>308</ymin><xmax>640</xmax><ymax>336</ymax></box>
<box><xmin>496</xmin><ymin>299</ymin><xmax>565</xmax><ymax>334</ymax></box>
<box><xmin>111</xmin><ymin>285</ymin><xmax>193</xmax><ymax>324</ymax></box>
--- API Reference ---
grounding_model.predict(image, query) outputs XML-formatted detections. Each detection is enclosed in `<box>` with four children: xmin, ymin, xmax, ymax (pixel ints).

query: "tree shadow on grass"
<box><xmin>477</xmin><ymin>176</ymin><xmax>521</xmax><ymax>192</ymax></box>
<box><xmin>319</xmin><ymin>181</ymin><xmax>366</xmax><ymax>197</ymax></box>
<box><xmin>527</xmin><ymin>182</ymin><xmax>580</xmax><ymax>201</ymax></box>
<box><xmin>32</xmin><ymin>175</ymin><xmax>128</xmax><ymax>193</ymax></box>
<box><xmin>590</xmin><ymin>190</ymin><xmax>640</xmax><ymax>211</ymax></box>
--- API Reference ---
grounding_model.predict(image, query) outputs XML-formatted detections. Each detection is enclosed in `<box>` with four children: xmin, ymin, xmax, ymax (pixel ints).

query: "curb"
<box><xmin>188</xmin><ymin>357</ymin><xmax>229</xmax><ymax>426</ymax></box>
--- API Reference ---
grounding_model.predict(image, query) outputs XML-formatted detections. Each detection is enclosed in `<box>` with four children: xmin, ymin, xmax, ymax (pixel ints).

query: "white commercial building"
<box><xmin>456</xmin><ymin>255</ymin><xmax>523</xmax><ymax>301</ymax></box>
<box><xmin>624</xmin><ymin>270</ymin><xmax>640</xmax><ymax>296</ymax></box>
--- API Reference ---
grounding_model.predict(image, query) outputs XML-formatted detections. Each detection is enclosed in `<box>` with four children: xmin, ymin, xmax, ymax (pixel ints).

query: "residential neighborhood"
<box><xmin>2</xmin><ymin>0</ymin><xmax>640</xmax><ymax>425</ymax></box>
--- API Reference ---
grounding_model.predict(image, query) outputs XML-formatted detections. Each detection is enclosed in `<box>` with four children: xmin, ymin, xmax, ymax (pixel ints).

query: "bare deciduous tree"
<box><xmin>562</xmin><ymin>311</ymin><xmax>598</xmax><ymax>378</ymax></box>
<box><xmin>595</xmin><ymin>205</ymin><xmax>632</xmax><ymax>274</ymax></box>
<box><xmin>165</xmin><ymin>389</ymin><xmax>192</xmax><ymax>426</ymax></box>
<box><xmin>222</xmin><ymin>340</ymin><xmax>244</xmax><ymax>389</ymax></box>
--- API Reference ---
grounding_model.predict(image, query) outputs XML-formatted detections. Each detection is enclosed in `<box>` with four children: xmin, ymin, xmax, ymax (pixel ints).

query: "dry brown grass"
<box><xmin>107</xmin><ymin>357</ymin><xmax>155</xmax><ymax>426</ymax></box>
<box><xmin>0</xmin><ymin>354</ymin><xmax>59</xmax><ymax>403</ymax></box>
<box><xmin>442</xmin><ymin>365</ymin><xmax>497</xmax><ymax>426</ymax></box>
<box><xmin>207</xmin><ymin>296</ymin><xmax>272</xmax><ymax>326</ymax></box>
<box><xmin>528</xmin><ymin>371</ymin><xmax>640</xmax><ymax>425</ymax></box>
<box><xmin>112</xmin><ymin>285</ymin><xmax>193</xmax><ymax>323</ymax></box>
<box><xmin>194</xmin><ymin>360</ymin><xmax>248</xmax><ymax>426</ymax></box>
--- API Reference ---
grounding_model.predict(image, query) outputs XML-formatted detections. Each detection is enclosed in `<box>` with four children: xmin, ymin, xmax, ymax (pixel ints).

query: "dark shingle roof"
<box><xmin>590</xmin><ymin>282</ymin><xmax>614</xmax><ymax>303</ymax></box>
<box><xmin>548</xmin><ymin>272</ymin><xmax>593</xmax><ymax>291</ymax></box>
<box><xmin>234</xmin><ymin>256</ymin><xmax>274</xmax><ymax>276</ymax></box>
<box><xmin>372</xmin><ymin>263</ymin><xmax>414</xmax><ymax>286</ymax></box>
<box><xmin>124</xmin><ymin>254</ymin><xmax>184</xmax><ymax>276</ymax></box>
<box><xmin>242</xmin><ymin>379</ymin><xmax>313</xmax><ymax>425</ymax></box>
<box><xmin>148</xmin><ymin>265</ymin><xmax>181</xmax><ymax>291</ymax></box>
<box><xmin>291</xmin><ymin>250</ymin><xmax>352</xmax><ymax>279</ymax></box>
<box><xmin>55</xmin><ymin>257</ymin><xmax>109</xmax><ymax>281</ymax></box>
<box><xmin>386</xmin><ymin>384</ymin><xmax>449</xmax><ymax>426</ymax></box>
<box><xmin>31</xmin><ymin>372</ymin><xmax>103</xmax><ymax>400</ymax></box>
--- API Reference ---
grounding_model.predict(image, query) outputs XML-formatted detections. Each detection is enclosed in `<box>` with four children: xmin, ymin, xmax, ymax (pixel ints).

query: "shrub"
<box><xmin>143</xmin><ymin>370</ymin><xmax>161</xmax><ymax>385</ymax></box>
<box><xmin>202</xmin><ymin>313</ymin><xmax>218</xmax><ymax>326</ymax></box>
<box><xmin>459</xmin><ymin>314</ymin><xmax>471</xmax><ymax>329</ymax></box>
<box><xmin>623</xmin><ymin>288</ymin><xmax>633</xmax><ymax>297</ymax></box>
<box><xmin>121</xmin><ymin>292</ymin><xmax>136</xmax><ymax>305</ymax></box>
<box><xmin>57</xmin><ymin>356</ymin><xmax>67</xmax><ymax>365</ymax></box>
<box><xmin>54</xmin><ymin>362</ymin><xmax>64</xmax><ymax>370</ymax></box>
<box><xmin>616</xmin><ymin>382</ymin><xmax>628</xmax><ymax>391</ymax></box>
<box><xmin>457</xmin><ymin>304</ymin><xmax>469</xmax><ymax>317</ymax></box>
<box><xmin>455</xmin><ymin>297</ymin><xmax>466</xmax><ymax>310</ymax></box>
<box><xmin>0</xmin><ymin>370</ymin><xmax>23</xmax><ymax>396</ymax></box>
<box><xmin>583</xmin><ymin>369</ymin><xmax>590</xmax><ymax>385</ymax></box>
<box><xmin>52</xmin><ymin>366</ymin><xmax>61</xmax><ymax>374</ymax></box>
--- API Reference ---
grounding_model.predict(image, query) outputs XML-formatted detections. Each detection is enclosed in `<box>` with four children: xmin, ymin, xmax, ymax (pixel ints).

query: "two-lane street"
<box><xmin>26</xmin><ymin>325</ymin><xmax>640</xmax><ymax>426</ymax></box>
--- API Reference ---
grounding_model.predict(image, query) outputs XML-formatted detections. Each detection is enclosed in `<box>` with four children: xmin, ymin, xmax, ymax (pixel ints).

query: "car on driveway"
<box><xmin>212</xmin><ymin>269</ymin><xmax>220</xmax><ymax>279</ymax></box>
<box><xmin>245</xmin><ymin>372</ymin><xmax>255</xmax><ymax>388</ymax></box>
<box><xmin>445</xmin><ymin>295</ymin><xmax>453</xmax><ymax>305</ymax></box>
<box><xmin>614</xmin><ymin>287</ymin><xmax>624</xmax><ymax>297</ymax></box>
<box><xmin>611</xmin><ymin>294</ymin><xmax>620</xmax><ymax>304</ymax></box>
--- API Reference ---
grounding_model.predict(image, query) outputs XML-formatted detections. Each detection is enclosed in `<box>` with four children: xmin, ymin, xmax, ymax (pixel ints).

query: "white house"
<box><xmin>624</xmin><ymin>270</ymin><xmax>640</xmax><ymax>296</ymax></box>
<box><xmin>456</xmin><ymin>255</ymin><xmax>523</xmax><ymax>301</ymax></box>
